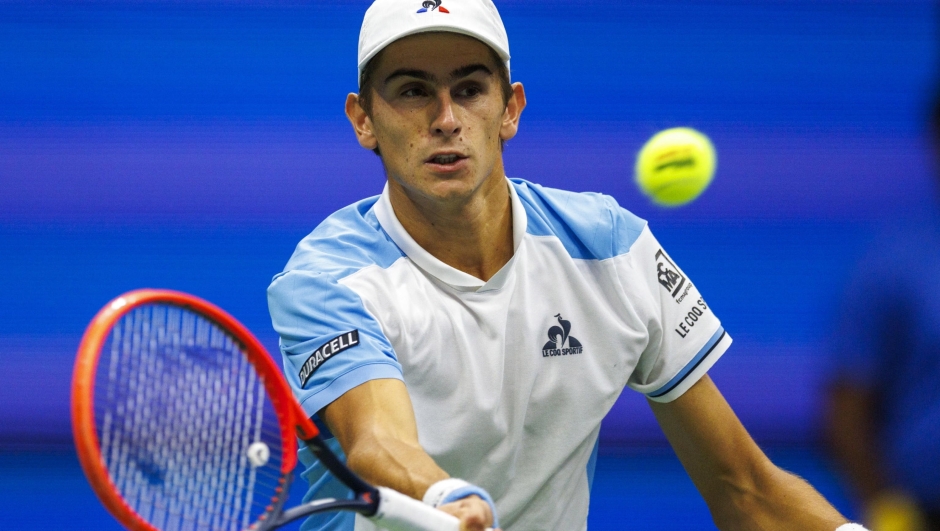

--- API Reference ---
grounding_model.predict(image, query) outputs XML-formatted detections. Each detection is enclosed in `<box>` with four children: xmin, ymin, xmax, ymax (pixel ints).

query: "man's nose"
<box><xmin>431</xmin><ymin>91</ymin><xmax>461</xmax><ymax>137</ymax></box>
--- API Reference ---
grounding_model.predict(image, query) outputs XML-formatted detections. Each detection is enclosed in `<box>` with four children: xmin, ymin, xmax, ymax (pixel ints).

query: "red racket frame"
<box><xmin>71</xmin><ymin>289</ymin><xmax>320</xmax><ymax>531</ymax></box>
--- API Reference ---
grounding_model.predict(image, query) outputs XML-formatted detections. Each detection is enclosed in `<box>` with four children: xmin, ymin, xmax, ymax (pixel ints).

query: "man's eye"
<box><xmin>402</xmin><ymin>87</ymin><xmax>427</xmax><ymax>97</ymax></box>
<box><xmin>458</xmin><ymin>86</ymin><xmax>482</xmax><ymax>97</ymax></box>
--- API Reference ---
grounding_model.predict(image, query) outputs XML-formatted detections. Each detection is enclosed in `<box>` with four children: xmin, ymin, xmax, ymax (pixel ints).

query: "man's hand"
<box><xmin>438</xmin><ymin>495</ymin><xmax>499</xmax><ymax>531</ymax></box>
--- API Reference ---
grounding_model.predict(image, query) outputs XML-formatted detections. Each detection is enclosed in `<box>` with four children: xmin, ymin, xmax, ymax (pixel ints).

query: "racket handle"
<box><xmin>372</xmin><ymin>486</ymin><xmax>461</xmax><ymax>531</ymax></box>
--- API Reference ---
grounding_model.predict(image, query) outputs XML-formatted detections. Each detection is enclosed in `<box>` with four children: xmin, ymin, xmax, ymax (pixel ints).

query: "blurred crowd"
<box><xmin>825</xmin><ymin>91</ymin><xmax>940</xmax><ymax>531</ymax></box>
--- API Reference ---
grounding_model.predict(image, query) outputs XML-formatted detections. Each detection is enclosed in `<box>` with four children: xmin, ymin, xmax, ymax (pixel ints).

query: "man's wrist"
<box><xmin>423</xmin><ymin>478</ymin><xmax>499</xmax><ymax>528</ymax></box>
<box><xmin>423</xmin><ymin>478</ymin><xmax>471</xmax><ymax>507</ymax></box>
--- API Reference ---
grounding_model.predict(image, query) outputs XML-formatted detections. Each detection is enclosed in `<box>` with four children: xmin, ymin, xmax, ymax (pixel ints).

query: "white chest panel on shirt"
<box><xmin>341</xmin><ymin>235</ymin><xmax>649</xmax><ymax>530</ymax></box>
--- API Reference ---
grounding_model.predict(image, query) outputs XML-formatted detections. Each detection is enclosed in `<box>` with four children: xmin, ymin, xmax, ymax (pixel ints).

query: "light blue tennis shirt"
<box><xmin>267</xmin><ymin>179</ymin><xmax>731</xmax><ymax>530</ymax></box>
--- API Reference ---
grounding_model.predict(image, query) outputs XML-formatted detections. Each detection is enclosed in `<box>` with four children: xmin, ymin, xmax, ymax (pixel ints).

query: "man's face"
<box><xmin>348</xmin><ymin>32</ymin><xmax>523</xmax><ymax>207</ymax></box>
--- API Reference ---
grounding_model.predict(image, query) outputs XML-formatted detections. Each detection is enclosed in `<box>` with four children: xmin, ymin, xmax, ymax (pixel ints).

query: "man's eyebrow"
<box><xmin>384</xmin><ymin>69</ymin><xmax>436</xmax><ymax>85</ymax></box>
<box><xmin>383</xmin><ymin>64</ymin><xmax>494</xmax><ymax>85</ymax></box>
<box><xmin>450</xmin><ymin>63</ymin><xmax>493</xmax><ymax>80</ymax></box>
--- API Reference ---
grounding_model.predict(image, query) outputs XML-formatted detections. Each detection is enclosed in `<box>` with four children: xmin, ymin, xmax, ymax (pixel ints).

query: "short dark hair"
<box><xmin>357</xmin><ymin>40</ymin><xmax>513</xmax><ymax>156</ymax></box>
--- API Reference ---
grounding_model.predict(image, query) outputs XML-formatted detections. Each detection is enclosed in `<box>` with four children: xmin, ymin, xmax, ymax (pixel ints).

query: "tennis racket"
<box><xmin>72</xmin><ymin>289</ymin><xmax>461</xmax><ymax>531</ymax></box>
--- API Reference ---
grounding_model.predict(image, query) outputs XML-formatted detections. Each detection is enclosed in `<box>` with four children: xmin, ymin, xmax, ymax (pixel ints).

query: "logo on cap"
<box><xmin>417</xmin><ymin>0</ymin><xmax>449</xmax><ymax>13</ymax></box>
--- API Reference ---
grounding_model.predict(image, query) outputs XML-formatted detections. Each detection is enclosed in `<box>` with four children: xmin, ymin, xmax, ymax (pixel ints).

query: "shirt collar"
<box><xmin>374</xmin><ymin>179</ymin><xmax>527</xmax><ymax>292</ymax></box>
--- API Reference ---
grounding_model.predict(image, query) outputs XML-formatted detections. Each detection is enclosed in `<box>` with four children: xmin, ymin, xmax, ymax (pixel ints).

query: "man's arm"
<box><xmin>319</xmin><ymin>378</ymin><xmax>495</xmax><ymax>530</ymax></box>
<box><xmin>649</xmin><ymin>375</ymin><xmax>849</xmax><ymax>531</ymax></box>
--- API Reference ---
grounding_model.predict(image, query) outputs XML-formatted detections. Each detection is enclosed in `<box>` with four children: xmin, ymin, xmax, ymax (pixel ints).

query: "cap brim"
<box><xmin>358</xmin><ymin>24</ymin><xmax>510</xmax><ymax>85</ymax></box>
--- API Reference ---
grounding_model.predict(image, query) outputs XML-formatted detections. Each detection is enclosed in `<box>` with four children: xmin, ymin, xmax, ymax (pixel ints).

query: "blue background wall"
<box><xmin>0</xmin><ymin>0</ymin><xmax>936</xmax><ymax>527</ymax></box>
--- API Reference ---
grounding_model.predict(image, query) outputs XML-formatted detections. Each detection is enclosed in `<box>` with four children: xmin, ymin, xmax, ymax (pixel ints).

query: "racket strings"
<box><xmin>94</xmin><ymin>304</ymin><xmax>287</xmax><ymax>531</ymax></box>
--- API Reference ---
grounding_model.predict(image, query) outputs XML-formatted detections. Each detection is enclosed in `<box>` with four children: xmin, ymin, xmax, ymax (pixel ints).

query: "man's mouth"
<box><xmin>427</xmin><ymin>153</ymin><xmax>466</xmax><ymax>165</ymax></box>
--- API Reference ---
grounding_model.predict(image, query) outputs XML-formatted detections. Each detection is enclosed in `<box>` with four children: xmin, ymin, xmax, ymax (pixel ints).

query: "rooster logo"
<box><xmin>417</xmin><ymin>0</ymin><xmax>449</xmax><ymax>13</ymax></box>
<box><xmin>542</xmin><ymin>314</ymin><xmax>582</xmax><ymax>352</ymax></box>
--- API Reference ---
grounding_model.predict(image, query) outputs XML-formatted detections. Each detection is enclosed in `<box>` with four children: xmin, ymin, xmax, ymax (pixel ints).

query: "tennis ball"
<box><xmin>635</xmin><ymin>127</ymin><xmax>716</xmax><ymax>207</ymax></box>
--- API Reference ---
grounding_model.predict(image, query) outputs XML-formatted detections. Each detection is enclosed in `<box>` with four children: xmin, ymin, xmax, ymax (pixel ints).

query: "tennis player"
<box><xmin>268</xmin><ymin>1</ymin><xmax>868</xmax><ymax>530</ymax></box>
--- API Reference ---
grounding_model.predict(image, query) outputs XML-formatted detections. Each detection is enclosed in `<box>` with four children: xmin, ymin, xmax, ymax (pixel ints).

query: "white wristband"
<box><xmin>423</xmin><ymin>478</ymin><xmax>499</xmax><ymax>528</ymax></box>
<box><xmin>836</xmin><ymin>524</ymin><xmax>870</xmax><ymax>531</ymax></box>
<box><xmin>423</xmin><ymin>478</ymin><xmax>471</xmax><ymax>507</ymax></box>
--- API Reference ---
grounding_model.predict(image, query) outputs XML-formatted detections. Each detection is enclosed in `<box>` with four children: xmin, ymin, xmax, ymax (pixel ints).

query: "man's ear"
<box><xmin>345</xmin><ymin>93</ymin><xmax>378</xmax><ymax>150</ymax></box>
<box><xmin>499</xmin><ymin>82</ymin><xmax>526</xmax><ymax>142</ymax></box>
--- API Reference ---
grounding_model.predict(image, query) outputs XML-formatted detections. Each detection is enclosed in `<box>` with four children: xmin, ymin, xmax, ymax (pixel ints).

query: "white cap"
<box><xmin>357</xmin><ymin>0</ymin><xmax>510</xmax><ymax>86</ymax></box>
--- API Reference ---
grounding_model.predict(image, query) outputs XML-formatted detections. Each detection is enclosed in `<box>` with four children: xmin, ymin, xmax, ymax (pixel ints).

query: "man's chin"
<box><xmin>424</xmin><ymin>182</ymin><xmax>478</xmax><ymax>204</ymax></box>
<box><xmin>390</xmin><ymin>167</ymin><xmax>501</xmax><ymax>207</ymax></box>
<box><xmin>420</xmin><ymin>171</ymin><xmax>480</xmax><ymax>194</ymax></box>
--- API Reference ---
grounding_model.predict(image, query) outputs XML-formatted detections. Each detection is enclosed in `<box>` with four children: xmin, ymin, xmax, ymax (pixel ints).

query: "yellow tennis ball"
<box><xmin>635</xmin><ymin>127</ymin><xmax>717</xmax><ymax>207</ymax></box>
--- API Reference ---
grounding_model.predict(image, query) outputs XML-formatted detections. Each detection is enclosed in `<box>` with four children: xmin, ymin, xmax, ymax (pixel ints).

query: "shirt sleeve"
<box><xmin>267</xmin><ymin>268</ymin><xmax>403</xmax><ymax>418</ymax></box>
<box><xmin>621</xmin><ymin>225</ymin><xmax>732</xmax><ymax>403</ymax></box>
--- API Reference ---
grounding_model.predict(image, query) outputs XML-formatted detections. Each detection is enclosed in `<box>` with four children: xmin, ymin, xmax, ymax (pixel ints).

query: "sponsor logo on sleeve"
<box><xmin>298</xmin><ymin>330</ymin><xmax>360</xmax><ymax>387</ymax></box>
<box><xmin>655</xmin><ymin>249</ymin><xmax>686</xmax><ymax>298</ymax></box>
<box><xmin>675</xmin><ymin>298</ymin><xmax>709</xmax><ymax>339</ymax></box>
<box><xmin>656</xmin><ymin>249</ymin><xmax>698</xmax><ymax>303</ymax></box>
<box><xmin>541</xmin><ymin>314</ymin><xmax>584</xmax><ymax>357</ymax></box>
